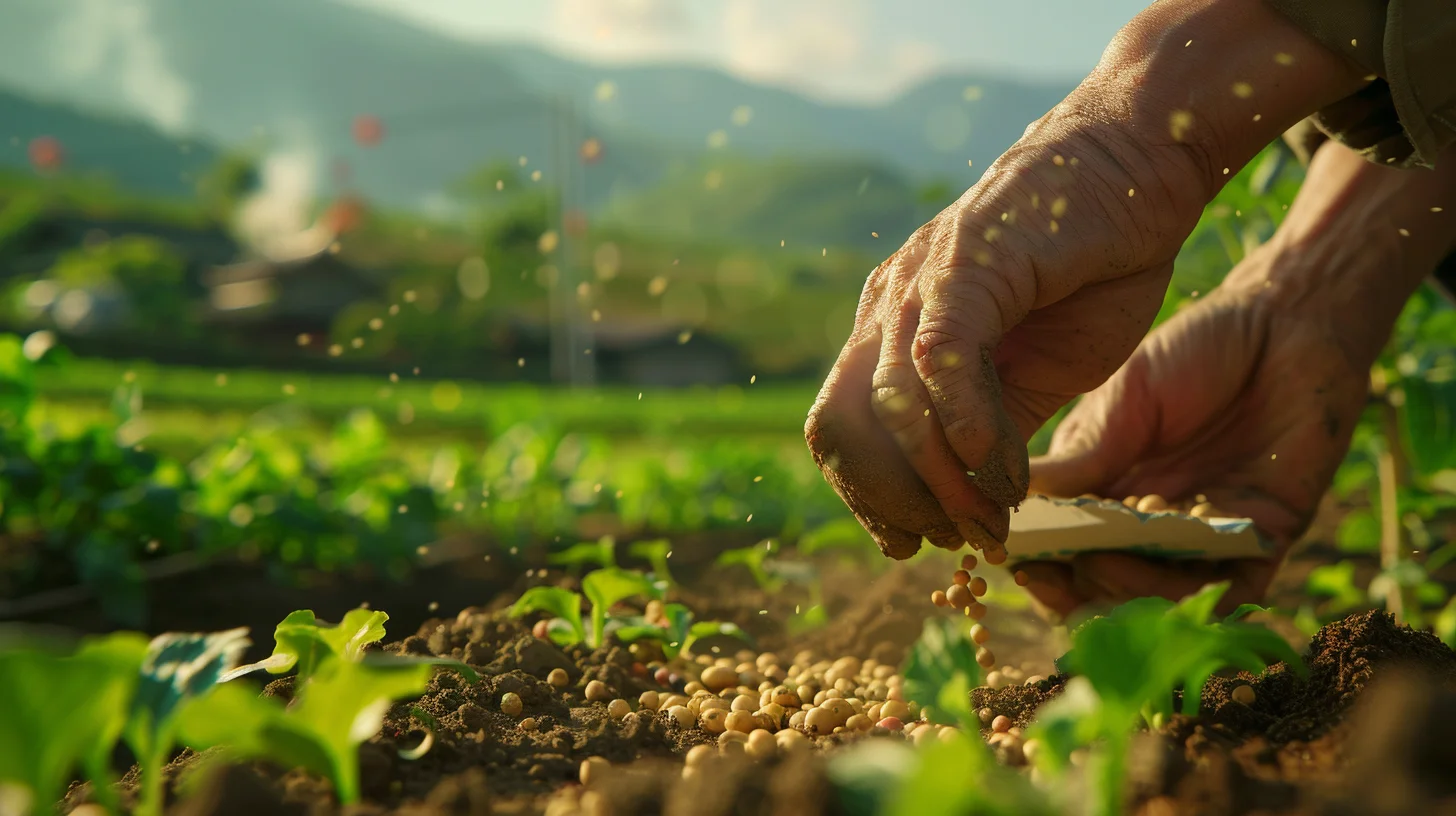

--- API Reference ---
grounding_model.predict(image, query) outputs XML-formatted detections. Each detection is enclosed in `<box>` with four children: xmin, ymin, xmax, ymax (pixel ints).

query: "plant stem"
<box><xmin>1371</xmin><ymin>366</ymin><xmax>1416</xmax><ymax>624</ymax></box>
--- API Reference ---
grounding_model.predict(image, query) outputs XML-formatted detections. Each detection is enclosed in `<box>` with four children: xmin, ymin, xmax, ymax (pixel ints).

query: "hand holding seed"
<box><xmin>804</xmin><ymin>0</ymin><xmax>1366</xmax><ymax>564</ymax></box>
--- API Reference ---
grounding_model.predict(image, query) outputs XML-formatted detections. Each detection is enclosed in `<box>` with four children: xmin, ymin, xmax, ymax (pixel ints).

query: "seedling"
<box><xmin>223</xmin><ymin>608</ymin><xmax>388</xmax><ymax>684</ymax></box>
<box><xmin>510</xmin><ymin>586</ymin><xmax>587</xmax><ymax>646</ymax></box>
<box><xmin>510</xmin><ymin>567</ymin><xmax>663</xmax><ymax>649</ymax></box>
<box><xmin>628</xmin><ymin>538</ymin><xmax>674</xmax><ymax>586</ymax></box>
<box><xmin>548</xmin><ymin>536</ymin><xmax>617</xmax><ymax>572</ymax></box>
<box><xmin>715</xmin><ymin>539</ymin><xmax>784</xmax><ymax>592</ymax></box>
<box><xmin>900</xmin><ymin>617</ymin><xmax>980</xmax><ymax>730</ymax></box>
<box><xmin>614</xmin><ymin>602</ymin><xmax>751</xmax><ymax>658</ymax></box>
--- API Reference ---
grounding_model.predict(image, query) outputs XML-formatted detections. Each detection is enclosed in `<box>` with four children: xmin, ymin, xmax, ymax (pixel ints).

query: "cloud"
<box><xmin>550</xmin><ymin>0</ymin><xmax>696</xmax><ymax>58</ymax></box>
<box><xmin>50</xmin><ymin>0</ymin><xmax>192</xmax><ymax>132</ymax></box>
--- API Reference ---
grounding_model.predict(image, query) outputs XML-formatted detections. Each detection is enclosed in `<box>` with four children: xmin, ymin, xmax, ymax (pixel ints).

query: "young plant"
<box><xmin>0</xmin><ymin>631</ymin><xmax>147</xmax><ymax>816</ymax></box>
<box><xmin>628</xmin><ymin>538</ymin><xmax>674</xmax><ymax>586</ymax></box>
<box><xmin>178</xmin><ymin>657</ymin><xmax>439</xmax><ymax>805</ymax></box>
<box><xmin>581</xmin><ymin>567</ymin><xmax>663</xmax><ymax>648</ymax></box>
<box><xmin>900</xmin><ymin>617</ymin><xmax>981</xmax><ymax>729</ymax></box>
<box><xmin>223</xmin><ymin>608</ymin><xmax>387</xmax><ymax>683</ymax></box>
<box><xmin>509</xmin><ymin>586</ymin><xmax>587</xmax><ymax>646</ymax></box>
<box><xmin>126</xmin><ymin>628</ymin><xmax>252</xmax><ymax>816</ymax></box>
<box><xmin>1029</xmin><ymin>582</ymin><xmax>1302</xmax><ymax>816</ymax></box>
<box><xmin>614</xmin><ymin>602</ymin><xmax>751</xmax><ymax>659</ymax></box>
<box><xmin>547</xmin><ymin>536</ymin><xmax>617</xmax><ymax>572</ymax></box>
<box><xmin>714</xmin><ymin>539</ymin><xmax>784</xmax><ymax>592</ymax></box>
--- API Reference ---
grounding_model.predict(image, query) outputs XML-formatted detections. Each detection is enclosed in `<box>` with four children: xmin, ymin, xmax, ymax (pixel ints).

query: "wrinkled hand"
<box><xmin>1020</xmin><ymin>248</ymin><xmax>1372</xmax><ymax>618</ymax></box>
<box><xmin>804</xmin><ymin>106</ymin><xmax>1216</xmax><ymax>563</ymax></box>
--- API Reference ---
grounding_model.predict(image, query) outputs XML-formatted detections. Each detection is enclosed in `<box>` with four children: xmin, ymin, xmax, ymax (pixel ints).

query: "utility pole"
<box><xmin>548</xmin><ymin>95</ymin><xmax>595</xmax><ymax>386</ymax></box>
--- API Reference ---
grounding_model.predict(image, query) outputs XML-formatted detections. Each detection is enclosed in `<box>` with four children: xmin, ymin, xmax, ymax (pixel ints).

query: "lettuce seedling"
<box><xmin>628</xmin><ymin>538</ymin><xmax>674</xmax><ymax>586</ymax></box>
<box><xmin>179</xmin><ymin>657</ymin><xmax>436</xmax><ymax>804</ymax></box>
<box><xmin>222</xmin><ymin>608</ymin><xmax>387</xmax><ymax>684</ymax></box>
<box><xmin>614</xmin><ymin>602</ymin><xmax>751</xmax><ymax>659</ymax></box>
<box><xmin>510</xmin><ymin>586</ymin><xmax>587</xmax><ymax>646</ymax></box>
<box><xmin>900</xmin><ymin>617</ymin><xmax>981</xmax><ymax>730</ymax></box>
<box><xmin>1028</xmin><ymin>582</ymin><xmax>1303</xmax><ymax>816</ymax></box>
<box><xmin>127</xmin><ymin>628</ymin><xmax>251</xmax><ymax>816</ymax></box>
<box><xmin>581</xmin><ymin>567</ymin><xmax>663</xmax><ymax>648</ymax></box>
<box><xmin>0</xmin><ymin>632</ymin><xmax>147</xmax><ymax>816</ymax></box>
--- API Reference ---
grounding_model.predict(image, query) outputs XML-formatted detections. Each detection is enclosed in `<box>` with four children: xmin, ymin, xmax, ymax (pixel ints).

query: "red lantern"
<box><xmin>352</xmin><ymin>115</ymin><xmax>384</xmax><ymax>147</ymax></box>
<box><xmin>579</xmin><ymin>137</ymin><xmax>603</xmax><ymax>165</ymax></box>
<box><xmin>28</xmin><ymin>136</ymin><xmax>64</xmax><ymax>172</ymax></box>
<box><xmin>323</xmin><ymin>195</ymin><xmax>367</xmax><ymax>234</ymax></box>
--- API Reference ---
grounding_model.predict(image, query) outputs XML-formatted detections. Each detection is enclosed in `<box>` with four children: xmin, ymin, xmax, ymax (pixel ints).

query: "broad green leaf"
<box><xmin>900</xmin><ymin>617</ymin><xmax>980</xmax><ymax>729</ymax></box>
<box><xmin>230</xmin><ymin>609</ymin><xmax>388</xmax><ymax>684</ymax></box>
<box><xmin>628</xmin><ymin>538</ymin><xmax>673</xmax><ymax>585</ymax></box>
<box><xmin>1223</xmin><ymin>604</ymin><xmax>1266</xmax><ymax>623</ymax></box>
<box><xmin>508</xmin><ymin>586</ymin><xmax>586</xmax><ymax>645</ymax></box>
<box><xmin>581</xmin><ymin>568</ymin><xmax>658</xmax><ymax>648</ymax></box>
<box><xmin>1400</xmin><ymin>374</ymin><xmax>1456</xmax><ymax>476</ymax></box>
<box><xmin>548</xmin><ymin>539</ymin><xmax>617</xmax><ymax>570</ymax></box>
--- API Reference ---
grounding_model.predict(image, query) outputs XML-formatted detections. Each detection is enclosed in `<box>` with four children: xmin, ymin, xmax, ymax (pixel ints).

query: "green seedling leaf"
<box><xmin>714</xmin><ymin>541</ymin><xmax>784</xmax><ymax>592</ymax></box>
<box><xmin>581</xmin><ymin>568</ymin><xmax>659</xmax><ymax>648</ymax></box>
<box><xmin>1223</xmin><ymin>604</ymin><xmax>1266</xmax><ymax>623</ymax></box>
<box><xmin>548</xmin><ymin>537</ymin><xmax>617</xmax><ymax>571</ymax></box>
<box><xmin>787</xmin><ymin>603</ymin><xmax>829</xmax><ymax>637</ymax></box>
<box><xmin>509</xmin><ymin>586</ymin><xmax>586</xmax><ymax>646</ymax></box>
<box><xmin>224</xmin><ymin>609</ymin><xmax>387</xmax><ymax>684</ymax></box>
<box><xmin>628</xmin><ymin>538</ymin><xmax>674</xmax><ymax>586</ymax></box>
<box><xmin>884</xmin><ymin>727</ymin><xmax>1053</xmax><ymax>816</ymax></box>
<box><xmin>180</xmin><ymin>658</ymin><xmax>433</xmax><ymax>805</ymax></box>
<box><xmin>0</xmin><ymin>633</ymin><xmax>147</xmax><ymax>816</ymax></box>
<box><xmin>128</xmin><ymin>628</ymin><xmax>251</xmax><ymax>816</ymax></box>
<box><xmin>900</xmin><ymin>617</ymin><xmax>980</xmax><ymax>730</ymax></box>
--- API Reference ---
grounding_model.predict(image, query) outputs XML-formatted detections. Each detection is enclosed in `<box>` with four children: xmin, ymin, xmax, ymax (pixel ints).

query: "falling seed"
<box><xmin>1275</xmin><ymin>52</ymin><xmax>1294</xmax><ymax>65</ymax></box>
<box><xmin>1433</xmin><ymin>207</ymin><xmax>1445</xmax><ymax>213</ymax></box>
<box><xmin>517</xmin><ymin>358</ymin><xmax>525</xmax><ymax>367</ymax></box>
<box><xmin>750</xmin><ymin>375</ymin><xmax>757</xmax><ymax>384</ymax></box>
<box><xmin>531</xmin><ymin>170</ymin><xmax>542</xmax><ymax>182</ymax></box>
<box><xmin>822</xmin><ymin>248</ymin><xmax>827</xmax><ymax>257</ymax></box>
<box><xmin>1399</xmin><ymin>228</ymin><xmax>1410</xmax><ymax>237</ymax></box>
<box><xmin>1231</xmin><ymin>82</ymin><xmax>1253</xmax><ymax>98</ymax></box>
<box><xmin>871</xmin><ymin>232</ymin><xmax>879</xmax><ymax>238</ymax></box>
<box><xmin>1127</xmin><ymin>188</ymin><xmax>1135</xmax><ymax>197</ymax></box>
<box><xmin>746</xmin><ymin>514</ymin><xmax>753</xmax><ymax>522</ymax></box>
<box><xmin>1169</xmin><ymin>109</ymin><xmax>1194</xmax><ymax>141</ymax></box>
<box><xmin>1351</xmin><ymin>38</ymin><xmax>1358</xmax><ymax>46</ymax></box>
<box><xmin>1222</xmin><ymin>167</ymin><xmax>1230</xmax><ymax>175</ymax></box>
<box><xmin>638</xmin><ymin>392</ymin><xmax>643</xmax><ymax>400</ymax></box>
<box><xmin>967</xmin><ymin>159</ymin><xmax>974</xmax><ymax>168</ymax></box>
<box><xmin>780</xmin><ymin>239</ymin><xmax>785</xmax><ymax>247</ymax></box>
<box><xmin>1271</xmin><ymin>453</ymin><xmax>1277</xmax><ymax>460</ymax></box>
<box><xmin>923</xmin><ymin>409</ymin><xmax>930</xmax><ymax>417</ymax></box>
<box><xmin>1052</xmin><ymin>155</ymin><xmax>1065</xmax><ymax>166</ymax></box>
<box><xmin>283</xmin><ymin>383</ymin><xmax>296</xmax><ymax>395</ymax></box>
<box><xmin>1014</xmin><ymin>570</ymin><xmax>1029</xmax><ymax>587</ymax></box>
<box><xmin>1253</xmin><ymin>114</ymin><xmax>1262</xmax><ymax>121</ymax></box>
<box><xmin>1185</xmin><ymin>39</ymin><xmax>1192</xmax><ymax>47</ymax></box>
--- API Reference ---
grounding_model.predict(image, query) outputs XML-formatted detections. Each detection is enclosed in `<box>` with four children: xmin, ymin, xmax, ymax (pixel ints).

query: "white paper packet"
<box><xmin>1004</xmin><ymin>495</ymin><xmax>1273</xmax><ymax>562</ymax></box>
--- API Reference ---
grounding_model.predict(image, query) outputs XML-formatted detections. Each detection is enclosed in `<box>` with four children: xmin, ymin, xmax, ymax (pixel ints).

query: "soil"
<box><xmin>52</xmin><ymin>522</ymin><xmax>1456</xmax><ymax>816</ymax></box>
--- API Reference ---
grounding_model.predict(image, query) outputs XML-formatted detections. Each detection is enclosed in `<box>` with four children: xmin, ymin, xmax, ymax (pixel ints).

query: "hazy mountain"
<box><xmin>0</xmin><ymin>0</ymin><xmax>1075</xmax><ymax>245</ymax></box>
<box><xmin>0</xmin><ymin>88</ymin><xmax>218</xmax><ymax>197</ymax></box>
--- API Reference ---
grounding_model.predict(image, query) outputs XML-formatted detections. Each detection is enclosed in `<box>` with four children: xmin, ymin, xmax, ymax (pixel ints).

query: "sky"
<box><xmin>338</xmin><ymin>0</ymin><xmax>1154</xmax><ymax>103</ymax></box>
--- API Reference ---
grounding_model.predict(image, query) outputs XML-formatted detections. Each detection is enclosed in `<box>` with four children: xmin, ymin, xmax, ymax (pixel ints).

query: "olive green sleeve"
<box><xmin>1267</xmin><ymin>0</ymin><xmax>1456</xmax><ymax>168</ymax></box>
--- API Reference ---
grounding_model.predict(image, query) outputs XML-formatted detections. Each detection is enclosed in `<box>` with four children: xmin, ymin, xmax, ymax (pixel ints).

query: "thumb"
<box><xmin>1029</xmin><ymin>361</ymin><xmax>1157</xmax><ymax>498</ymax></box>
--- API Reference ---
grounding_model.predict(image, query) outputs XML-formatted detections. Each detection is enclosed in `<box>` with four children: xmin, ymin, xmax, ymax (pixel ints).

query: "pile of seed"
<box><xmin>1110</xmin><ymin>493</ymin><xmax>1231</xmax><ymax>518</ymax></box>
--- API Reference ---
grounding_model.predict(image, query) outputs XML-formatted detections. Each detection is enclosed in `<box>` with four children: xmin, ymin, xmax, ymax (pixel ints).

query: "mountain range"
<box><xmin>0</xmin><ymin>0</ymin><xmax>1077</xmax><ymax>248</ymax></box>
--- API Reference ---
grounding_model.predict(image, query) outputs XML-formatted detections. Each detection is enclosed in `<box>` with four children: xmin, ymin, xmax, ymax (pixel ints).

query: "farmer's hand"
<box><xmin>1021</xmin><ymin>140</ymin><xmax>1456</xmax><ymax>619</ymax></box>
<box><xmin>805</xmin><ymin>0</ymin><xmax>1363</xmax><ymax>562</ymax></box>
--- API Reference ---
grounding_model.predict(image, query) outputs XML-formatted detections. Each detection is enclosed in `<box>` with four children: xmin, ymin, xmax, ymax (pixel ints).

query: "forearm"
<box><xmin>1227</xmin><ymin>140</ymin><xmax>1456</xmax><ymax>364</ymax></box>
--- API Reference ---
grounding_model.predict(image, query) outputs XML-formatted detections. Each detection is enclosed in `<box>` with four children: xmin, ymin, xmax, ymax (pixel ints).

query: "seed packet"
<box><xmin>1005</xmin><ymin>495</ymin><xmax>1271</xmax><ymax>561</ymax></box>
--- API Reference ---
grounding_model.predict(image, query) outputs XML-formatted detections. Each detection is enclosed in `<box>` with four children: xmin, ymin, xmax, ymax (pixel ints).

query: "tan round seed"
<box><xmin>879</xmin><ymin>700</ymin><xmax>909</xmax><ymax>720</ymax></box>
<box><xmin>607</xmin><ymin>699</ymin><xmax>631</xmax><ymax>721</ymax></box>
<box><xmin>976</xmin><ymin>647</ymin><xmax>996</xmax><ymax>669</ymax></box>
<box><xmin>731</xmin><ymin>694</ymin><xmax>757</xmax><ymax>712</ymax></box>
<box><xmin>966</xmin><ymin>601</ymin><xmax>988</xmax><ymax>621</ymax></box>
<box><xmin>579</xmin><ymin>756</ymin><xmax>609</xmax><ymax>787</ymax></box>
<box><xmin>804</xmin><ymin>706</ymin><xmax>837</xmax><ymax>734</ymax></box>
<box><xmin>969</xmin><ymin>577</ymin><xmax>987</xmax><ymax>597</ymax></box>
<box><xmin>746</xmin><ymin>728</ymin><xmax>777</xmax><ymax>759</ymax></box>
<box><xmin>983</xmin><ymin>547</ymin><xmax>1007</xmax><ymax>566</ymax></box>
<box><xmin>1190</xmin><ymin>502</ymin><xmax>1218</xmax><ymax>518</ymax></box>
<box><xmin>500</xmin><ymin>692</ymin><xmax>523</xmax><ymax>717</ymax></box>
<box><xmin>960</xmin><ymin>553</ymin><xmax>978</xmax><ymax>570</ymax></box>
<box><xmin>726</xmin><ymin>709</ymin><xmax>758</xmax><ymax>733</ymax></box>
<box><xmin>992</xmin><ymin>715</ymin><xmax>1012</xmax><ymax>733</ymax></box>
<box><xmin>519</xmin><ymin>717</ymin><xmax>537</xmax><ymax>732</ymax></box>
<box><xmin>970</xmin><ymin>624</ymin><xmax>990</xmax><ymax>645</ymax></box>
<box><xmin>718</xmin><ymin>730</ymin><xmax>748</xmax><ymax>754</ymax></box>
<box><xmin>701</xmin><ymin>665</ymin><xmax>739</xmax><ymax>692</ymax></box>
<box><xmin>845</xmin><ymin>713</ymin><xmax>871</xmax><ymax>731</ymax></box>
<box><xmin>685</xmin><ymin>744</ymin><xmax>715</xmax><ymax>767</ymax></box>
<box><xmin>789</xmin><ymin>709</ymin><xmax>807</xmax><ymax>730</ymax></box>
<box><xmin>952</xmin><ymin>569</ymin><xmax>972</xmax><ymax>586</ymax></box>
<box><xmin>700</xmin><ymin>707</ymin><xmax>728</xmax><ymax>734</ymax></box>
<box><xmin>1013</xmin><ymin>570</ymin><xmax>1029</xmax><ymax>587</ymax></box>
<box><xmin>931</xmin><ymin>590</ymin><xmax>949</xmax><ymax>607</ymax></box>
<box><xmin>584</xmin><ymin>680</ymin><xmax>611</xmax><ymax>702</ymax></box>
<box><xmin>771</xmin><ymin>686</ymin><xmax>800</xmax><ymax>707</ymax></box>
<box><xmin>666</xmin><ymin>705</ymin><xmax>694</xmax><ymax>728</ymax></box>
<box><xmin>946</xmin><ymin>584</ymin><xmax>973</xmax><ymax>609</ymax></box>
<box><xmin>1232</xmin><ymin>685</ymin><xmax>1256</xmax><ymax>705</ymax></box>
<box><xmin>1136</xmin><ymin>494</ymin><xmax>1168</xmax><ymax>513</ymax></box>
<box><xmin>547</xmin><ymin>668</ymin><xmax>570</xmax><ymax>688</ymax></box>
<box><xmin>638</xmin><ymin>690</ymin><xmax>660</xmax><ymax>712</ymax></box>
<box><xmin>776</xmin><ymin>728</ymin><xmax>810</xmax><ymax>753</ymax></box>
<box><xmin>1122</xmin><ymin>496</ymin><xmax>1139</xmax><ymax>507</ymax></box>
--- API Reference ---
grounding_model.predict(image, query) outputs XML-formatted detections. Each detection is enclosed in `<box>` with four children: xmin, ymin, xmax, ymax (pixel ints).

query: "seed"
<box><xmin>585</xmin><ymin>680</ymin><xmax>612</xmax><ymax>702</ymax></box>
<box><xmin>548</xmin><ymin>668</ymin><xmax>570</xmax><ymax>688</ymax></box>
<box><xmin>718</xmin><ymin>730</ymin><xmax>748</xmax><ymax>755</ymax></box>
<box><xmin>879</xmin><ymin>699</ymin><xmax>909</xmax><ymax>720</ymax></box>
<box><xmin>1232</xmin><ymin>685</ymin><xmax>1256</xmax><ymax>705</ymax></box>
<box><xmin>700</xmin><ymin>708</ymin><xmax>728</xmax><ymax>734</ymax></box>
<box><xmin>726</xmin><ymin>709</ymin><xmax>758</xmax><ymax>733</ymax></box>
<box><xmin>1025</xmin><ymin>675</ymin><xmax>1045</xmax><ymax>686</ymax></box>
<box><xmin>683</xmin><ymin>681</ymin><xmax>705</xmax><ymax>695</ymax></box>
<box><xmin>1122</xmin><ymin>496</ymin><xmax>1139</xmax><ymax>507</ymax></box>
<box><xmin>500</xmin><ymin>692</ymin><xmax>523</xmax><ymax>717</ymax></box>
<box><xmin>946</xmin><ymin>584</ymin><xmax>973</xmax><ymax>609</ymax></box>
<box><xmin>608</xmin><ymin>699</ymin><xmax>632</xmax><ymax>721</ymax></box>
<box><xmin>845</xmin><ymin>713</ymin><xmax>872</xmax><ymax>731</ymax></box>
<box><xmin>976</xmin><ymin>647</ymin><xmax>996</xmax><ymax>669</ymax></box>
<box><xmin>804</xmin><ymin>706</ymin><xmax>838</xmax><ymax>734</ymax></box>
<box><xmin>1022</xmin><ymin>738</ymin><xmax>1041</xmax><ymax>762</ymax></box>
<box><xmin>654</xmin><ymin>667</ymin><xmax>672</xmax><ymax>686</ymax></box>
<box><xmin>771</xmin><ymin>686</ymin><xmax>800</xmax><ymax>707</ymax></box>
<box><xmin>966</xmin><ymin>601</ymin><xmax>988</xmax><ymax>621</ymax></box>
<box><xmin>1190</xmin><ymin>502</ymin><xmax>1218</xmax><ymax>518</ymax></box>
<box><xmin>701</xmin><ymin>665</ymin><xmax>739</xmax><ymax>692</ymax></box>
<box><xmin>685</xmin><ymin>744</ymin><xmax>715</xmax><ymax>767</ymax></box>
<box><xmin>970</xmin><ymin>624</ymin><xmax>990</xmax><ymax>645</ymax></box>
<box><xmin>992</xmin><ymin>715</ymin><xmax>1012</xmax><ymax>733</ymax></box>
<box><xmin>746</xmin><ymin>728</ymin><xmax>778</xmax><ymax>759</ymax></box>
<box><xmin>929</xmin><ymin>588</ymin><xmax>949</xmax><ymax>607</ymax></box>
<box><xmin>789</xmin><ymin>709</ymin><xmax>807</xmax><ymax>730</ymax></box>
<box><xmin>1136</xmin><ymin>494</ymin><xmax>1168</xmax><ymax>513</ymax></box>
<box><xmin>532</xmin><ymin>619</ymin><xmax>551</xmax><ymax>640</ymax></box>
<box><xmin>776</xmin><ymin>728</ymin><xmax>810</xmax><ymax>753</ymax></box>
<box><xmin>983</xmin><ymin>547</ymin><xmax>1007</xmax><ymax>566</ymax></box>
<box><xmin>1013</xmin><ymin>570</ymin><xmax>1029</xmax><ymax>587</ymax></box>
<box><xmin>519</xmin><ymin>717</ymin><xmax>537</xmax><ymax>732</ymax></box>
<box><xmin>823</xmin><ymin>698</ymin><xmax>855</xmax><ymax>723</ymax></box>
<box><xmin>579</xmin><ymin>756</ymin><xmax>609</xmax><ymax>787</ymax></box>
<box><xmin>960</xmin><ymin>554</ymin><xmax>978</xmax><ymax>570</ymax></box>
<box><xmin>952</xmin><ymin>569</ymin><xmax>972</xmax><ymax>586</ymax></box>
<box><xmin>986</xmin><ymin>671</ymin><xmax>1003</xmax><ymax>688</ymax></box>
<box><xmin>876</xmin><ymin>716</ymin><xmax>903</xmax><ymax>730</ymax></box>
<box><xmin>731</xmin><ymin>694</ymin><xmax>757</xmax><ymax>712</ymax></box>
<box><xmin>978</xmin><ymin>707</ymin><xmax>994</xmax><ymax>724</ymax></box>
<box><xmin>662</xmin><ymin>705</ymin><xmax>693</xmax><ymax>729</ymax></box>
<box><xmin>969</xmin><ymin>577</ymin><xmax>987</xmax><ymax>596</ymax></box>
